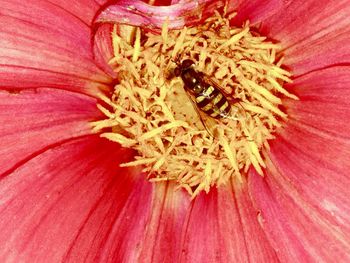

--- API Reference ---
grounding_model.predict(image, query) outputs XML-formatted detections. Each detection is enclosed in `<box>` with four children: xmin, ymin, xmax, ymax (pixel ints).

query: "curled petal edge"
<box><xmin>94</xmin><ymin>0</ymin><xmax>226</xmax><ymax>30</ymax></box>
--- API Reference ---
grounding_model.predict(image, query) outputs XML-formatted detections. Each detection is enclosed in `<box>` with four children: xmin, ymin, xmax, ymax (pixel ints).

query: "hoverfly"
<box><xmin>174</xmin><ymin>58</ymin><xmax>242</xmax><ymax>136</ymax></box>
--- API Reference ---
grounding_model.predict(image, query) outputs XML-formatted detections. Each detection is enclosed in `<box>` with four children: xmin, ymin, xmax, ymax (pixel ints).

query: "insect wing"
<box><xmin>202</xmin><ymin>74</ymin><xmax>246</xmax><ymax>121</ymax></box>
<box><xmin>184</xmin><ymin>90</ymin><xmax>217</xmax><ymax>137</ymax></box>
<box><xmin>201</xmin><ymin>74</ymin><xmax>234</xmax><ymax>102</ymax></box>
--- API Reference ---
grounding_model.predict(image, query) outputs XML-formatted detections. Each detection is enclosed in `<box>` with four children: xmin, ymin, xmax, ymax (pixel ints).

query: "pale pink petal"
<box><xmin>0</xmin><ymin>135</ymin><xmax>142</xmax><ymax>262</ymax></box>
<box><xmin>0</xmin><ymin>88</ymin><xmax>101</xmax><ymax>176</ymax></box>
<box><xmin>232</xmin><ymin>182</ymin><xmax>279</xmax><ymax>262</ymax></box>
<box><xmin>284</xmin><ymin>66</ymin><xmax>350</xmax><ymax>138</ymax></box>
<box><xmin>85</xmin><ymin>180</ymin><xmax>279</xmax><ymax>262</ymax></box>
<box><xmin>136</xmin><ymin>183</ymin><xmax>189</xmax><ymax>262</ymax></box>
<box><xmin>92</xmin><ymin>23</ymin><xmax>116</xmax><ymax>79</ymax></box>
<box><xmin>96</xmin><ymin>182</ymin><xmax>189</xmax><ymax>262</ymax></box>
<box><xmin>249</xmin><ymin>169</ymin><xmax>330</xmax><ymax>262</ymax></box>
<box><xmin>249</xmin><ymin>157</ymin><xmax>350</xmax><ymax>262</ymax></box>
<box><xmin>229</xmin><ymin>0</ymin><xmax>284</xmax><ymax>26</ymax></box>
<box><xmin>178</xmin><ymin>183</ymin><xmax>278</xmax><ymax>262</ymax></box>
<box><xmin>247</xmin><ymin>66</ymin><xmax>350</xmax><ymax>261</ymax></box>
<box><xmin>150</xmin><ymin>0</ymin><xmax>172</xmax><ymax>5</ymax></box>
<box><xmin>257</xmin><ymin>0</ymin><xmax>350</xmax><ymax>76</ymax></box>
<box><xmin>0</xmin><ymin>0</ymin><xmax>113</xmax><ymax>96</ymax></box>
<box><xmin>95</xmin><ymin>0</ymin><xmax>226</xmax><ymax>30</ymax></box>
<box><xmin>269</xmin><ymin>124</ymin><xmax>350</xmax><ymax>230</ymax></box>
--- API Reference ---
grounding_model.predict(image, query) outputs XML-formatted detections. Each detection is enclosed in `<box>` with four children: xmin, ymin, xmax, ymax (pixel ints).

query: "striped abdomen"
<box><xmin>195</xmin><ymin>84</ymin><xmax>231</xmax><ymax>118</ymax></box>
<box><xmin>181</xmin><ymin>67</ymin><xmax>231</xmax><ymax>119</ymax></box>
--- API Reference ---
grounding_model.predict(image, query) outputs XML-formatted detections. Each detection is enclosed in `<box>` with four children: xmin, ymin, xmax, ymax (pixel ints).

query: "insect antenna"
<box><xmin>236</xmin><ymin>101</ymin><xmax>248</xmax><ymax>120</ymax></box>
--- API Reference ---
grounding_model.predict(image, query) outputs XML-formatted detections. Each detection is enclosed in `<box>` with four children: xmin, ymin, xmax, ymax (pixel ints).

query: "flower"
<box><xmin>0</xmin><ymin>0</ymin><xmax>349</xmax><ymax>262</ymax></box>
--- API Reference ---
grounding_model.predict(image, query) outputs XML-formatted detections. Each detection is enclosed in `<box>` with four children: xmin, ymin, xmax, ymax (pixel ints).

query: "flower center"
<box><xmin>93</xmin><ymin>12</ymin><xmax>297</xmax><ymax>197</ymax></box>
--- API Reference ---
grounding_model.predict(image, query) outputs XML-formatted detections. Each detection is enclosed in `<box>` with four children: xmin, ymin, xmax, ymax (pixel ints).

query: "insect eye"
<box><xmin>174</xmin><ymin>67</ymin><xmax>181</xmax><ymax>76</ymax></box>
<box><xmin>193</xmin><ymin>84</ymin><xmax>203</xmax><ymax>94</ymax></box>
<box><xmin>182</xmin><ymin>59</ymin><xmax>194</xmax><ymax>69</ymax></box>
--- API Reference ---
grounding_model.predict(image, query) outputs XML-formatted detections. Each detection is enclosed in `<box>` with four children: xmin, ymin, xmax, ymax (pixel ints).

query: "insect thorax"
<box><xmin>181</xmin><ymin>68</ymin><xmax>204</xmax><ymax>94</ymax></box>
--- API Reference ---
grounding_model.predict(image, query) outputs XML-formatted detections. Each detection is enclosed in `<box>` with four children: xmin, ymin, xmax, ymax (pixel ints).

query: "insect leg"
<box><xmin>184</xmin><ymin>91</ymin><xmax>215</xmax><ymax>137</ymax></box>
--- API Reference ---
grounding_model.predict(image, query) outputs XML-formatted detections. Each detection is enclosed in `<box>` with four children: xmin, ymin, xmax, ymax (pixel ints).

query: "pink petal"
<box><xmin>0</xmin><ymin>135</ymin><xmax>140</xmax><ymax>262</ymax></box>
<box><xmin>73</xmin><ymin>179</ymin><xmax>279</xmax><ymax>262</ymax></box>
<box><xmin>229</xmin><ymin>0</ymin><xmax>284</xmax><ymax>26</ymax></box>
<box><xmin>284</xmin><ymin>66</ymin><xmax>350</xmax><ymax>138</ymax></box>
<box><xmin>249</xmin><ymin>169</ymin><xmax>324</xmax><ymax>262</ymax></box>
<box><xmin>249</xmin><ymin>154</ymin><xmax>350</xmax><ymax>261</ymax></box>
<box><xmin>247</xmin><ymin>66</ymin><xmax>350</xmax><ymax>261</ymax></box>
<box><xmin>257</xmin><ymin>0</ymin><xmax>350</xmax><ymax>76</ymax></box>
<box><xmin>179</xmin><ymin>183</ymin><xmax>278</xmax><ymax>262</ymax></box>
<box><xmin>92</xmin><ymin>23</ymin><xmax>116</xmax><ymax>79</ymax></box>
<box><xmin>136</xmin><ymin>183</ymin><xmax>189</xmax><ymax>262</ymax></box>
<box><xmin>0</xmin><ymin>0</ymin><xmax>113</xmax><ymax>96</ymax></box>
<box><xmin>0</xmin><ymin>88</ymin><xmax>101</xmax><ymax>177</ymax></box>
<box><xmin>271</xmin><ymin>124</ymin><xmax>350</xmax><ymax>227</ymax></box>
<box><xmin>95</xmin><ymin>0</ymin><xmax>226</xmax><ymax>30</ymax></box>
<box><xmin>96</xmin><ymin>182</ymin><xmax>189</xmax><ymax>262</ymax></box>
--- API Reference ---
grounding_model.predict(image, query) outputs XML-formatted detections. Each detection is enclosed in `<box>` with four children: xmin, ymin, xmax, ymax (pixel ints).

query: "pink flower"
<box><xmin>0</xmin><ymin>0</ymin><xmax>349</xmax><ymax>262</ymax></box>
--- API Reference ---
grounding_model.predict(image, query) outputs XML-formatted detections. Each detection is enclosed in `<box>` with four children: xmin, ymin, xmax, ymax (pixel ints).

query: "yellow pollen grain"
<box><xmin>120</xmin><ymin>157</ymin><xmax>158</xmax><ymax>167</ymax></box>
<box><xmin>253</xmin><ymin>93</ymin><xmax>287</xmax><ymax>118</ymax></box>
<box><xmin>96</xmin><ymin>104</ymin><xmax>114</xmax><ymax>118</ymax></box>
<box><xmin>219</xmin><ymin>134</ymin><xmax>239</xmax><ymax>172</ymax></box>
<box><xmin>161</xmin><ymin>17</ymin><xmax>169</xmax><ymax>52</ymax></box>
<box><xmin>240</xmin><ymin>102</ymin><xmax>269</xmax><ymax>116</ymax></box>
<box><xmin>102</xmin><ymin>133</ymin><xmax>137</xmax><ymax>147</ymax></box>
<box><xmin>241</xmin><ymin>78</ymin><xmax>282</xmax><ymax>104</ymax></box>
<box><xmin>266</xmin><ymin>75</ymin><xmax>299</xmax><ymax>100</ymax></box>
<box><xmin>217</xmin><ymin>24</ymin><xmax>250</xmax><ymax>51</ymax></box>
<box><xmin>111</xmin><ymin>25</ymin><xmax>120</xmax><ymax>56</ymax></box>
<box><xmin>245</xmin><ymin>143</ymin><xmax>264</xmax><ymax>176</ymax></box>
<box><xmin>93</xmin><ymin>12</ymin><xmax>297</xmax><ymax>197</ymax></box>
<box><xmin>171</xmin><ymin>27</ymin><xmax>187</xmax><ymax>59</ymax></box>
<box><xmin>132</xmin><ymin>28</ymin><xmax>141</xmax><ymax>62</ymax></box>
<box><xmin>139</xmin><ymin>121</ymin><xmax>189</xmax><ymax>141</ymax></box>
<box><xmin>204</xmin><ymin>160</ymin><xmax>212</xmax><ymax>189</ymax></box>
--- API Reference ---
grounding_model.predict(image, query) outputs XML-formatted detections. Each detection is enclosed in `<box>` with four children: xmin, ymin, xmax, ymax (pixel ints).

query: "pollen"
<box><xmin>92</xmin><ymin>11</ymin><xmax>297</xmax><ymax>197</ymax></box>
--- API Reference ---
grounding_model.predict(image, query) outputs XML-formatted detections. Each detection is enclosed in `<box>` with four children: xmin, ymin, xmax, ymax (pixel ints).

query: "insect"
<box><xmin>174</xmin><ymin>58</ymin><xmax>242</xmax><ymax>136</ymax></box>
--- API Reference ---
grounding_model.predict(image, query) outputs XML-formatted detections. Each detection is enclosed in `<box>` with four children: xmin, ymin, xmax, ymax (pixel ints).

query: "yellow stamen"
<box><xmin>94</xmin><ymin>12</ymin><xmax>297</xmax><ymax>197</ymax></box>
<box><xmin>132</xmin><ymin>28</ymin><xmax>141</xmax><ymax>62</ymax></box>
<box><xmin>217</xmin><ymin>24</ymin><xmax>250</xmax><ymax>51</ymax></box>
